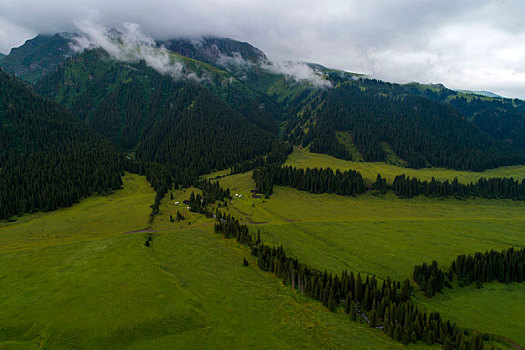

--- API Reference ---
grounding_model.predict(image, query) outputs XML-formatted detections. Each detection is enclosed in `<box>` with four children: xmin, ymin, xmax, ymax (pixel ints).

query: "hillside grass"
<box><xmin>216</xmin><ymin>171</ymin><xmax>525</xmax><ymax>347</ymax></box>
<box><xmin>335</xmin><ymin>131</ymin><xmax>364</xmax><ymax>161</ymax></box>
<box><xmin>0</xmin><ymin>173</ymin><xmax>424</xmax><ymax>349</ymax></box>
<box><xmin>286</xmin><ymin>147</ymin><xmax>525</xmax><ymax>184</ymax></box>
<box><xmin>0</xmin><ymin>173</ymin><xmax>155</xmax><ymax>252</ymax></box>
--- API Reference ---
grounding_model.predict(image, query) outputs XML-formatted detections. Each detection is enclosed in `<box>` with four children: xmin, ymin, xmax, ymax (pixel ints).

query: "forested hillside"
<box><xmin>3</xmin><ymin>33</ymin><xmax>524</xmax><ymax>175</ymax></box>
<box><xmin>35</xmin><ymin>49</ymin><xmax>280</xmax><ymax>144</ymax></box>
<box><xmin>33</xmin><ymin>48</ymin><xmax>277</xmax><ymax>202</ymax></box>
<box><xmin>134</xmin><ymin>85</ymin><xmax>275</xmax><ymax>186</ymax></box>
<box><xmin>0</xmin><ymin>70</ymin><xmax>124</xmax><ymax>219</ymax></box>
<box><xmin>404</xmin><ymin>83</ymin><xmax>525</xmax><ymax>150</ymax></box>
<box><xmin>287</xmin><ymin>82</ymin><xmax>524</xmax><ymax>171</ymax></box>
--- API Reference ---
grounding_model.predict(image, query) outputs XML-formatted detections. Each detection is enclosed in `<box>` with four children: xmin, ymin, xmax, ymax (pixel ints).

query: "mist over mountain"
<box><xmin>2</xmin><ymin>25</ymin><xmax>523</xmax><ymax>175</ymax></box>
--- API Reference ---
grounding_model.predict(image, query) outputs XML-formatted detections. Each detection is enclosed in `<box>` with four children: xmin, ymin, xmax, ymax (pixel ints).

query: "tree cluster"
<box><xmin>187</xmin><ymin>180</ymin><xmax>232</xmax><ymax>215</ymax></box>
<box><xmin>253</xmin><ymin>165</ymin><xmax>366</xmax><ymax>196</ymax></box>
<box><xmin>413</xmin><ymin>261</ymin><xmax>450</xmax><ymax>297</ymax></box>
<box><xmin>392</xmin><ymin>174</ymin><xmax>525</xmax><ymax>201</ymax></box>
<box><xmin>451</xmin><ymin>247</ymin><xmax>525</xmax><ymax>287</ymax></box>
<box><xmin>413</xmin><ymin>247</ymin><xmax>524</xmax><ymax>297</ymax></box>
<box><xmin>214</xmin><ymin>212</ymin><xmax>254</xmax><ymax>246</ymax></box>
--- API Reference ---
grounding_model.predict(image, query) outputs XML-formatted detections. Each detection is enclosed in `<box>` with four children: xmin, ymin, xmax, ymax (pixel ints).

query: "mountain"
<box><xmin>0</xmin><ymin>69</ymin><xmax>124</xmax><ymax>219</ymax></box>
<box><xmin>5</xmin><ymin>32</ymin><xmax>525</xmax><ymax>173</ymax></box>
<box><xmin>34</xmin><ymin>48</ymin><xmax>276</xmax><ymax>188</ymax></box>
<box><xmin>161</xmin><ymin>37</ymin><xmax>267</xmax><ymax>67</ymax></box>
<box><xmin>0</xmin><ymin>34</ymin><xmax>74</xmax><ymax>83</ymax></box>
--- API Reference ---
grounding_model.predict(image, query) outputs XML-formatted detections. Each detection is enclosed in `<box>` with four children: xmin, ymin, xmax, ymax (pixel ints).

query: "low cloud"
<box><xmin>216</xmin><ymin>51</ymin><xmax>254</xmax><ymax>68</ymax></box>
<box><xmin>261</xmin><ymin>60</ymin><xmax>331</xmax><ymax>87</ymax></box>
<box><xmin>71</xmin><ymin>21</ymin><xmax>206</xmax><ymax>82</ymax></box>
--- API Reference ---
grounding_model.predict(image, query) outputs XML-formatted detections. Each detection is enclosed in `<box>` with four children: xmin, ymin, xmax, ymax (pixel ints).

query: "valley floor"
<box><xmin>0</xmin><ymin>174</ymin><xmax>419</xmax><ymax>349</ymax></box>
<box><xmin>1</xmin><ymin>152</ymin><xmax>524</xmax><ymax>348</ymax></box>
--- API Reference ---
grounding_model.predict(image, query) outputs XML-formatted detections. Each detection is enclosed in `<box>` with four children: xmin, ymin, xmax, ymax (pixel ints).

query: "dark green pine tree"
<box><xmin>349</xmin><ymin>301</ymin><xmax>357</xmax><ymax>321</ymax></box>
<box><xmin>402</xmin><ymin>329</ymin><xmax>410</xmax><ymax>345</ymax></box>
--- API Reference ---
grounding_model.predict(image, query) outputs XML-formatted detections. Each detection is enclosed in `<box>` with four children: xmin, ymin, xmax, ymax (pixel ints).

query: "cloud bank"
<box><xmin>1</xmin><ymin>0</ymin><xmax>525</xmax><ymax>97</ymax></box>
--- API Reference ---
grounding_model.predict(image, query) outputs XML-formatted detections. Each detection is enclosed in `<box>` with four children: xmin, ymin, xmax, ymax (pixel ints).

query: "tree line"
<box><xmin>250</xmin><ymin>161</ymin><xmax>525</xmax><ymax>205</ymax></box>
<box><xmin>452</xmin><ymin>247</ymin><xmax>525</xmax><ymax>287</ymax></box>
<box><xmin>391</xmin><ymin>174</ymin><xmax>525</xmax><ymax>201</ymax></box>
<box><xmin>187</xmin><ymin>180</ymin><xmax>232</xmax><ymax>217</ymax></box>
<box><xmin>253</xmin><ymin>165</ymin><xmax>366</xmax><ymax>196</ymax></box>
<box><xmin>413</xmin><ymin>247</ymin><xmax>525</xmax><ymax>296</ymax></box>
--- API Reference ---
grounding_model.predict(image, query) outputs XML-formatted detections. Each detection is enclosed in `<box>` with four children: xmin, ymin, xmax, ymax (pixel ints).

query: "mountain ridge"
<box><xmin>3</xmin><ymin>32</ymin><xmax>525</xmax><ymax>172</ymax></box>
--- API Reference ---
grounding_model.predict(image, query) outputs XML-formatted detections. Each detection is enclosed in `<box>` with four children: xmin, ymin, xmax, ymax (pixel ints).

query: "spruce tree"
<box><xmin>402</xmin><ymin>329</ymin><xmax>410</xmax><ymax>345</ymax></box>
<box><xmin>349</xmin><ymin>302</ymin><xmax>357</xmax><ymax>321</ymax></box>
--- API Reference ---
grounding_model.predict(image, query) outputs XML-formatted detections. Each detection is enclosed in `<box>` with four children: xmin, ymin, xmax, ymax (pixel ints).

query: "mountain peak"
<box><xmin>0</xmin><ymin>33</ymin><xmax>73</xmax><ymax>83</ymax></box>
<box><xmin>161</xmin><ymin>37</ymin><xmax>267</xmax><ymax>68</ymax></box>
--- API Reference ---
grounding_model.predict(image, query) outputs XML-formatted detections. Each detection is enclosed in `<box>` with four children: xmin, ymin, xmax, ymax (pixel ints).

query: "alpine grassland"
<box><xmin>0</xmin><ymin>173</ymin><xmax>426</xmax><ymax>349</ymax></box>
<box><xmin>215</xmin><ymin>162</ymin><xmax>525</xmax><ymax>348</ymax></box>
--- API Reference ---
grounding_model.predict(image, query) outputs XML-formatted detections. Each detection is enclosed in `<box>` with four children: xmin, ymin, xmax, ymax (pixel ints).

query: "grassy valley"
<box><xmin>1</xmin><ymin>152</ymin><xmax>523</xmax><ymax>348</ymax></box>
<box><xmin>0</xmin><ymin>174</ymin><xmax>428</xmax><ymax>349</ymax></box>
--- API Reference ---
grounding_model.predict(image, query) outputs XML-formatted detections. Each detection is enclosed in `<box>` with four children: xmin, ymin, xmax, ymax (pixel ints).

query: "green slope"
<box><xmin>0</xmin><ymin>34</ymin><xmax>73</xmax><ymax>83</ymax></box>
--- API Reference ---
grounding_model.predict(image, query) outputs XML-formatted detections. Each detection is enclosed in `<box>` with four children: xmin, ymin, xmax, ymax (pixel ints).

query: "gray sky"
<box><xmin>1</xmin><ymin>0</ymin><xmax>525</xmax><ymax>98</ymax></box>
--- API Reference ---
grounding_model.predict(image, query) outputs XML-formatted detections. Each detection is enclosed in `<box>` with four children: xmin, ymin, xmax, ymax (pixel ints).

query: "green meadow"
<box><xmin>1</xmin><ymin>154</ymin><xmax>524</xmax><ymax>348</ymax></box>
<box><xmin>0</xmin><ymin>173</ymin><xmax>425</xmax><ymax>349</ymax></box>
<box><xmin>216</xmin><ymin>166</ymin><xmax>525</xmax><ymax>347</ymax></box>
<box><xmin>0</xmin><ymin>173</ymin><xmax>155</xmax><ymax>252</ymax></box>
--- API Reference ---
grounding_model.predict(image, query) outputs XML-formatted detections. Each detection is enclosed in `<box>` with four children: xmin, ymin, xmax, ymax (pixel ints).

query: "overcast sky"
<box><xmin>1</xmin><ymin>0</ymin><xmax>524</xmax><ymax>98</ymax></box>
